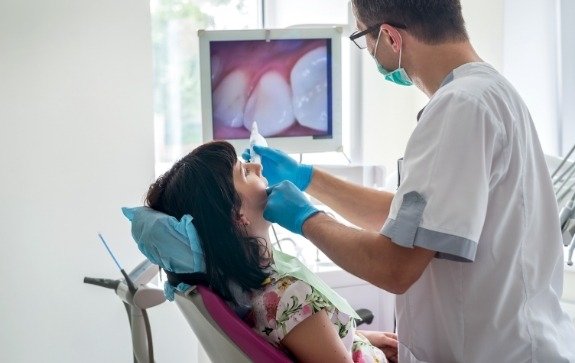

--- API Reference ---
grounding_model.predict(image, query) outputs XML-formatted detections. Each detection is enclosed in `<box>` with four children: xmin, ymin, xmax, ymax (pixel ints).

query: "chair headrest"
<box><xmin>122</xmin><ymin>206</ymin><xmax>252</xmax><ymax>308</ymax></box>
<box><xmin>122</xmin><ymin>206</ymin><xmax>206</xmax><ymax>274</ymax></box>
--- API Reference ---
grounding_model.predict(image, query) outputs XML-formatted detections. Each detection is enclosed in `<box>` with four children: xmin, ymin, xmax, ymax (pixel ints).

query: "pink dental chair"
<box><xmin>174</xmin><ymin>285</ymin><xmax>293</xmax><ymax>363</ymax></box>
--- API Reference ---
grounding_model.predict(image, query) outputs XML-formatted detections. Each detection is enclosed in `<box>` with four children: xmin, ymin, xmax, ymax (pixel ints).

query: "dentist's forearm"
<box><xmin>306</xmin><ymin>168</ymin><xmax>394</xmax><ymax>231</ymax></box>
<box><xmin>302</xmin><ymin>212</ymin><xmax>435</xmax><ymax>294</ymax></box>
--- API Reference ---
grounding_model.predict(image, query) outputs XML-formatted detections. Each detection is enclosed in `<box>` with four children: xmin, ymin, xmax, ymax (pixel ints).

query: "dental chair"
<box><xmin>173</xmin><ymin>284</ymin><xmax>293</xmax><ymax>363</ymax></box>
<box><xmin>86</xmin><ymin>256</ymin><xmax>294</xmax><ymax>363</ymax></box>
<box><xmin>86</xmin><ymin>254</ymin><xmax>374</xmax><ymax>363</ymax></box>
<box><xmin>119</xmin><ymin>206</ymin><xmax>375</xmax><ymax>362</ymax></box>
<box><xmin>173</xmin><ymin>282</ymin><xmax>375</xmax><ymax>363</ymax></box>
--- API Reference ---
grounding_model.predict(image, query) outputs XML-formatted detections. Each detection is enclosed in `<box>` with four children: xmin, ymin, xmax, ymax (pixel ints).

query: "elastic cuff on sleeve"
<box><xmin>298</xmin><ymin>208</ymin><xmax>322</xmax><ymax>236</ymax></box>
<box><xmin>383</xmin><ymin>191</ymin><xmax>427</xmax><ymax>248</ymax></box>
<box><xmin>297</xmin><ymin>164</ymin><xmax>313</xmax><ymax>191</ymax></box>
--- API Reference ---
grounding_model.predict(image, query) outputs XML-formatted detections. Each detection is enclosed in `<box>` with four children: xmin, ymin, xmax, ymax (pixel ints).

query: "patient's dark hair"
<box><xmin>145</xmin><ymin>141</ymin><xmax>268</xmax><ymax>304</ymax></box>
<box><xmin>352</xmin><ymin>0</ymin><xmax>468</xmax><ymax>44</ymax></box>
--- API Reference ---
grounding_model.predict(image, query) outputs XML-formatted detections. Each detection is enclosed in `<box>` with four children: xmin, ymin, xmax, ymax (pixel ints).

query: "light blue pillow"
<box><xmin>122</xmin><ymin>206</ymin><xmax>206</xmax><ymax>274</ymax></box>
<box><xmin>122</xmin><ymin>206</ymin><xmax>252</xmax><ymax>308</ymax></box>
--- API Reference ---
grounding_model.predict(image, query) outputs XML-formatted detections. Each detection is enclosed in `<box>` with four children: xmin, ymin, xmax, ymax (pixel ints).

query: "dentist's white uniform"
<box><xmin>381</xmin><ymin>62</ymin><xmax>575</xmax><ymax>362</ymax></box>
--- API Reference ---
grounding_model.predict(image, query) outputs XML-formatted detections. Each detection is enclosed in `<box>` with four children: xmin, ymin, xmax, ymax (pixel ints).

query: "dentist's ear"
<box><xmin>382</xmin><ymin>24</ymin><xmax>402</xmax><ymax>53</ymax></box>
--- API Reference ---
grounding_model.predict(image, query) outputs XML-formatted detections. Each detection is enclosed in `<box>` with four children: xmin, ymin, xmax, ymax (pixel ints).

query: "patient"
<box><xmin>144</xmin><ymin>141</ymin><xmax>397</xmax><ymax>363</ymax></box>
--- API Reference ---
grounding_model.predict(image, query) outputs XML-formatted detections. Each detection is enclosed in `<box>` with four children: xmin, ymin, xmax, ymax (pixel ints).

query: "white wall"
<box><xmin>0</xmin><ymin>1</ymin><xmax>198</xmax><ymax>362</ymax></box>
<box><xmin>559</xmin><ymin>0</ymin><xmax>575</xmax><ymax>155</ymax></box>
<box><xmin>503</xmin><ymin>0</ymin><xmax>561</xmax><ymax>156</ymax></box>
<box><xmin>361</xmin><ymin>0</ymin><xmax>504</xmax><ymax>170</ymax></box>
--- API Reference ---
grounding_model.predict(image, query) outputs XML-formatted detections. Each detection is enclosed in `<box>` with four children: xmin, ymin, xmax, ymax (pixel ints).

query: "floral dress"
<box><xmin>248</xmin><ymin>268</ymin><xmax>388</xmax><ymax>363</ymax></box>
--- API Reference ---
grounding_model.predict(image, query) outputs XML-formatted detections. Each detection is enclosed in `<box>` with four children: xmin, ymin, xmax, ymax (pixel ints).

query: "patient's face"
<box><xmin>232</xmin><ymin>160</ymin><xmax>268</xmax><ymax>224</ymax></box>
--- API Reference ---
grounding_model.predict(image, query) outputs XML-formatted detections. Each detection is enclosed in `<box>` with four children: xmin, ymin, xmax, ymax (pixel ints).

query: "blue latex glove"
<box><xmin>264</xmin><ymin>180</ymin><xmax>321</xmax><ymax>235</ymax></box>
<box><xmin>244</xmin><ymin>145</ymin><xmax>313</xmax><ymax>190</ymax></box>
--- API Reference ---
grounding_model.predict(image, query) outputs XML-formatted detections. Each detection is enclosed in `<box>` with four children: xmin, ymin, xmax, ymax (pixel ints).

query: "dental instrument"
<box><xmin>552</xmin><ymin>144</ymin><xmax>575</xmax><ymax>205</ymax></box>
<box><xmin>249</xmin><ymin>121</ymin><xmax>267</xmax><ymax>167</ymax></box>
<box><xmin>555</xmin><ymin>165</ymin><xmax>575</xmax><ymax>198</ymax></box>
<box><xmin>559</xmin><ymin>191</ymin><xmax>575</xmax><ymax>248</ymax></box>
<box><xmin>560</xmin><ymin>199</ymin><xmax>575</xmax><ymax>235</ymax></box>
<box><xmin>552</xmin><ymin>143</ymin><xmax>575</xmax><ymax>184</ymax></box>
<box><xmin>557</xmin><ymin>181</ymin><xmax>575</xmax><ymax>205</ymax></box>
<box><xmin>550</xmin><ymin>144</ymin><xmax>575</xmax><ymax>262</ymax></box>
<box><xmin>551</xmin><ymin>142</ymin><xmax>575</xmax><ymax>179</ymax></box>
<box><xmin>97</xmin><ymin>233</ymin><xmax>136</xmax><ymax>292</ymax></box>
<box><xmin>568</xmin><ymin>234</ymin><xmax>575</xmax><ymax>266</ymax></box>
<box><xmin>84</xmin><ymin>234</ymin><xmax>164</xmax><ymax>363</ymax></box>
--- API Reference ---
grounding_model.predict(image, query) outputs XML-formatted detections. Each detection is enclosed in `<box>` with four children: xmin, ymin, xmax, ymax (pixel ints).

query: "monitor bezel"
<box><xmin>198</xmin><ymin>27</ymin><xmax>343</xmax><ymax>154</ymax></box>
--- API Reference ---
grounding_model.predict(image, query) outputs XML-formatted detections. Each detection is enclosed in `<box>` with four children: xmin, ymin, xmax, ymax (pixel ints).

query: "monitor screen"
<box><xmin>198</xmin><ymin>27</ymin><xmax>343</xmax><ymax>154</ymax></box>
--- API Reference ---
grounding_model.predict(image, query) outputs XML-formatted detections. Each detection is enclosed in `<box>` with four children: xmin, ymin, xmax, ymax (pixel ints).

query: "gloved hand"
<box><xmin>264</xmin><ymin>180</ymin><xmax>321</xmax><ymax>235</ymax></box>
<box><xmin>241</xmin><ymin>148</ymin><xmax>252</xmax><ymax>162</ymax></box>
<box><xmin>242</xmin><ymin>145</ymin><xmax>313</xmax><ymax>190</ymax></box>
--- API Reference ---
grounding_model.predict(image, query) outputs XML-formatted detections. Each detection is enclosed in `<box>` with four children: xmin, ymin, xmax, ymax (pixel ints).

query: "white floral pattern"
<box><xmin>249</xmin><ymin>270</ymin><xmax>388</xmax><ymax>363</ymax></box>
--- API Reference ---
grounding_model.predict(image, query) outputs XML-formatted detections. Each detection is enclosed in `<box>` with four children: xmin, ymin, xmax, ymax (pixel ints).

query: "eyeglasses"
<box><xmin>349</xmin><ymin>22</ymin><xmax>407</xmax><ymax>49</ymax></box>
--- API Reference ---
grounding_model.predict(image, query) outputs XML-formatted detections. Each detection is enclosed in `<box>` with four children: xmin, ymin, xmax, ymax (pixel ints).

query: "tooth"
<box><xmin>290</xmin><ymin>46</ymin><xmax>328</xmax><ymax>132</ymax></box>
<box><xmin>243</xmin><ymin>71</ymin><xmax>295</xmax><ymax>136</ymax></box>
<box><xmin>210</xmin><ymin>55</ymin><xmax>223</xmax><ymax>84</ymax></box>
<box><xmin>213</xmin><ymin>70</ymin><xmax>249</xmax><ymax>128</ymax></box>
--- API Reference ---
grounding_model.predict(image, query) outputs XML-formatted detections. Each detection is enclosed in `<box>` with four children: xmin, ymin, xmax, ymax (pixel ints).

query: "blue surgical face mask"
<box><xmin>372</xmin><ymin>29</ymin><xmax>413</xmax><ymax>86</ymax></box>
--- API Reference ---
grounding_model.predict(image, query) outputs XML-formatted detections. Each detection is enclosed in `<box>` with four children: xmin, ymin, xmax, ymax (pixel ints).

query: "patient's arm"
<box><xmin>281</xmin><ymin>309</ymin><xmax>353</xmax><ymax>363</ymax></box>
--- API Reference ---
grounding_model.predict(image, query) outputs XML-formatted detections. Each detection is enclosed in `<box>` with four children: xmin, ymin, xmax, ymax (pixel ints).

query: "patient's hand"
<box><xmin>357</xmin><ymin>330</ymin><xmax>398</xmax><ymax>363</ymax></box>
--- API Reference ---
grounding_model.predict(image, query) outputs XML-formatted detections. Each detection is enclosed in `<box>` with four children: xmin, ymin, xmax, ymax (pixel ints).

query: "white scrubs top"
<box><xmin>381</xmin><ymin>62</ymin><xmax>575</xmax><ymax>362</ymax></box>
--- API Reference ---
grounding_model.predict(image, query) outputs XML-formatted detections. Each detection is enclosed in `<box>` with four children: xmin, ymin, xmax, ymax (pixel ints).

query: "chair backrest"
<box><xmin>174</xmin><ymin>285</ymin><xmax>293</xmax><ymax>363</ymax></box>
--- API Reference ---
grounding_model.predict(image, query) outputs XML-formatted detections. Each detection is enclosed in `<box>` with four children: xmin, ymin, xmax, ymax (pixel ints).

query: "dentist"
<box><xmin>252</xmin><ymin>0</ymin><xmax>575</xmax><ymax>362</ymax></box>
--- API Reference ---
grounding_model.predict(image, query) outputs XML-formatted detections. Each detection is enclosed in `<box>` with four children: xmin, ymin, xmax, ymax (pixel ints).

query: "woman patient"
<box><xmin>145</xmin><ymin>141</ymin><xmax>397</xmax><ymax>363</ymax></box>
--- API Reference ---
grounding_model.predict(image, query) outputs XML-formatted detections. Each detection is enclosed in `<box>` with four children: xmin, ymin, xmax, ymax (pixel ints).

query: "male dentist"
<box><xmin>251</xmin><ymin>0</ymin><xmax>575</xmax><ymax>362</ymax></box>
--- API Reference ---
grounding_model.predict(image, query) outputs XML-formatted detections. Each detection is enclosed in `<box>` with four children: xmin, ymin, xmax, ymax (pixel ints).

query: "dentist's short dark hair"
<box><xmin>352</xmin><ymin>0</ymin><xmax>468</xmax><ymax>44</ymax></box>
